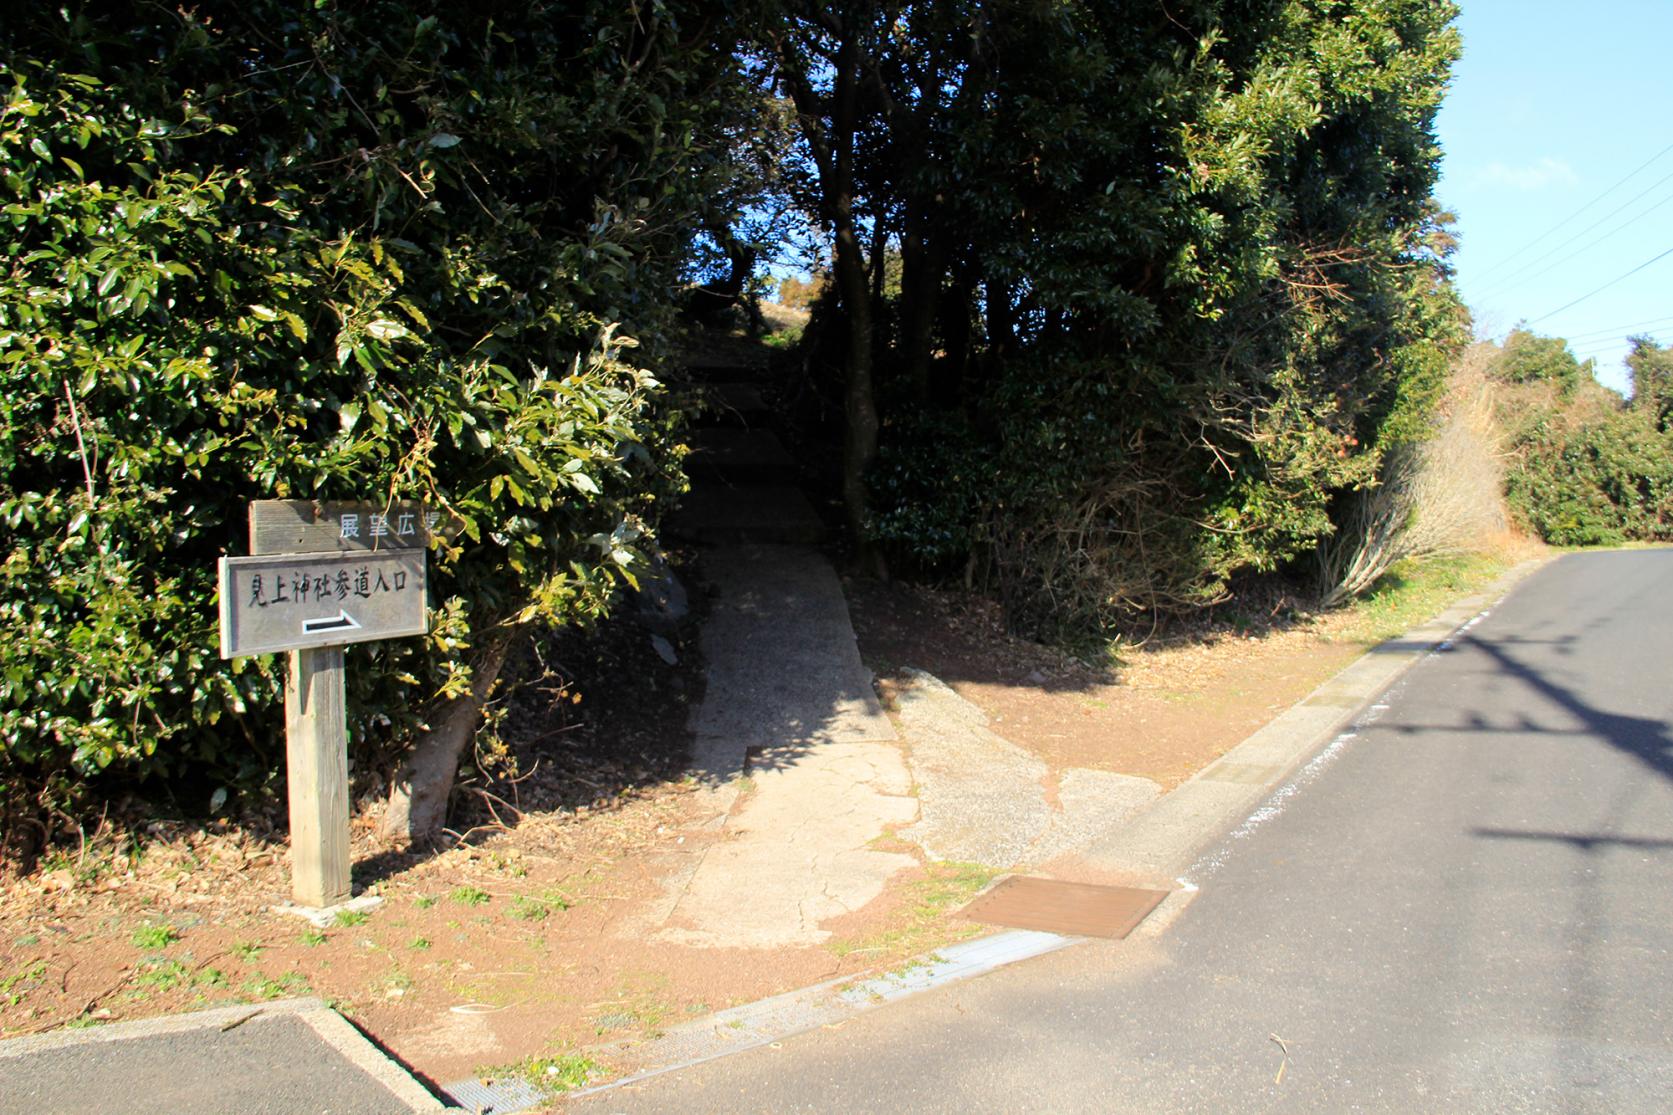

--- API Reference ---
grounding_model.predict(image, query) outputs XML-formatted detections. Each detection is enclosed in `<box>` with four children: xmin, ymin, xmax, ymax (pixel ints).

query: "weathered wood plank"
<box><xmin>285</xmin><ymin>646</ymin><xmax>352</xmax><ymax>907</ymax></box>
<box><xmin>250</xmin><ymin>500</ymin><xmax>432</xmax><ymax>555</ymax></box>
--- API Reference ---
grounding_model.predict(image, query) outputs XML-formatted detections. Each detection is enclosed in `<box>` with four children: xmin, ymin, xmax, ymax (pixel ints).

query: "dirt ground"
<box><xmin>0</xmin><ymin>553</ymin><xmax>1519</xmax><ymax>1096</ymax></box>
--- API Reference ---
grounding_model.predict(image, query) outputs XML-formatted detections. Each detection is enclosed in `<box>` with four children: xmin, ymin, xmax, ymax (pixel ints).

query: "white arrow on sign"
<box><xmin>302</xmin><ymin>610</ymin><xmax>363</xmax><ymax>635</ymax></box>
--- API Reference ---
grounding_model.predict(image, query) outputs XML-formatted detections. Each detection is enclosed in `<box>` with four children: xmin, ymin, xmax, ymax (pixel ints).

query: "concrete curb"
<box><xmin>569</xmin><ymin>555</ymin><xmax>1554</xmax><ymax>1100</ymax></box>
<box><xmin>0</xmin><ymin>997</ymin><xmax>446</xmax><ymax>1113</ymax></box>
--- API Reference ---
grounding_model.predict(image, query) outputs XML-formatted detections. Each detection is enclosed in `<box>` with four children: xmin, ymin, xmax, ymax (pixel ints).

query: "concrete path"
<box><xmin>893</xmin><ymin>669</ymin><xmax>1159</xmax><ymax>868</ymax></box>
<box><xmin>640</xmin><ymin>545</ymin><xmax>918</xmax><ymax>948</ymax></box>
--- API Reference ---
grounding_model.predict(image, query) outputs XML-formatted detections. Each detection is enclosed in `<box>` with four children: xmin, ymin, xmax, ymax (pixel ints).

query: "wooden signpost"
<box><xmin>219</xmin><ymin>501</ymin><xmax>434</xmax><ymax>910</ymax></box>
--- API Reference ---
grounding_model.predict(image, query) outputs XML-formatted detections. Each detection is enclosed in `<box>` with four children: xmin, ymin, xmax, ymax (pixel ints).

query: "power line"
<box><xmin>1528</xmin><ymin>244</ymin><xmax>1673</xmax><ymax>325</ymax></box>
<box><xmin>1561</xmin><ymin>313</ymin><xmax>1673</xmax><ymax>344</ymax></box>
<box><xmin>1476</xmin><ymin>171</ymin><xmax>1673</xmax><ymax>300</ymax></box>
<box><xmin>1471</xmin><ymin>139</ymin><xmax>1673</xmax><ymax>285</ymax></box>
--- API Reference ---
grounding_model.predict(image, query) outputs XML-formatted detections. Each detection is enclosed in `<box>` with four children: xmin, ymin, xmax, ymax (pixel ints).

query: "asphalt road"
<box><xmin>572</xmin><ymin>550</ymin><xmax>1673</xmax><ymax>1114</ymax></box>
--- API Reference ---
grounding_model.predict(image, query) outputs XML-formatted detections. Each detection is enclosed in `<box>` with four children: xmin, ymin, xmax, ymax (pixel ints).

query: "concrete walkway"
<box><xmin>893</xmin><ymin>669</ymin><xmax>1160</xmax><ymax>869</ymax></box>
<box><xmin>647</xmin><ymin>544</ymin><xmax>919</xmax><ymax>949</ymax></box>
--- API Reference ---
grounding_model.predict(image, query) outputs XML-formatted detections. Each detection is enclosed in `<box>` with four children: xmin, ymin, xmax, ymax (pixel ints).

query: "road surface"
<box><xmin>570</xmin><ymin>550</ymin><xmax>1673</xmax><ymax>1113</ymax></box>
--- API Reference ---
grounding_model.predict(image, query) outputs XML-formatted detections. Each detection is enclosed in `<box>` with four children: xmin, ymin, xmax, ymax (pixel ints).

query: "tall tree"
<box><xmin>1627</xmin><ymin>334</ymin><xmax>1673</xmax><ymax>430</ymax></box>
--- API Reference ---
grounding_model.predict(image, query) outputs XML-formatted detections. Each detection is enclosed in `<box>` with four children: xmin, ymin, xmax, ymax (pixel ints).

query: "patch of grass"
<box><xmin>1334</xmin><ymin>551</ymin><xmax>1512</xmax><ymax>646</ymax></box>
<box><xmin>760</xmin><ymin>325</ymin><xmax>803</xmax><ymax>350</ymax></box>
<box><xmin>240</xmin><ymin>971</ymin><xmax>311</xmax><ymax>1000</ymax></box>
<box><xmin>485</xmin><ymin>1052</ymin><xmax>603</xmax><ymax>1097</ymax></box>
<box><xmin>230</xmin><ymin>941</ymin><xmax>263</xmax><ymax>962</ymax></box>
<box><xmin>510</xmin><ymin>890</ymin><xmax>572</xmax><ymax>922</ymax></box>
<box><xmin>450</xmin><ymin>885</ymin><xmax>490</xmax><ymax>907</ymax></box>
<box><xmin>333</xmin><ymin>909</ymin><xmax>369</xmax><ymax>928</ymax></box>
<box><xmin>196</xmin><ymin>968</ymin><xmax>229</xmax><ymax>990</ymax></box>
<box><xmin>134</xmin><ymin>958</ymin><xmax>190</xmax><ymax>992</ymax></box>
<box><xmin>300</xmin><ymin>928</ymin><xmax>328</xmax><ymax>947</ymax></box>
<box><xmin>409</xmin><ymin>936</ymin><xmax>431</xmax><ymax>951</ymax></box>
<box><xmin>2</xmin><ymin>959</ymin><xmax>48</xmax><ymax>1006</ymax></box>
<box><xmin>130</xmin><ymin>924</ymin><xmax>179</xmax><ymax>950</ymax></box>
<box><xmin>413</xmin><ymin>895</ymin><xmax>437</xmax><ymax>910</ymax></box>
<box><xmin>65</xmin><ymin>1016</ymin><xmax>102</xmax><ymax>1029</ymax></box>
<box><xmin>828</xmin><ymin>861</ymin><xmax>998</xmax><ymax>962</ymax></box>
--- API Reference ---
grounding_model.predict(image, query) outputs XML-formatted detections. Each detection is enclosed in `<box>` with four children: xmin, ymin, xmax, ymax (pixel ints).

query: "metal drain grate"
<box><xmin>960</xmin><ymin>877</ymin><xmax>1169</xmax><ymax>939</ymax></box>
<box><xmin>440</xmin><ymin>1074</ymin><xmax>546</xmax><ymax>1114</ymax></box>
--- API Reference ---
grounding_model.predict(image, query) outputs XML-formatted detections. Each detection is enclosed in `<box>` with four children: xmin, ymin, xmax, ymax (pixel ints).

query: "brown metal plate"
<box><xmin>960</xmin><ymin>877</ymin><xmax>1170</xmax><ymax>939</ymax></box>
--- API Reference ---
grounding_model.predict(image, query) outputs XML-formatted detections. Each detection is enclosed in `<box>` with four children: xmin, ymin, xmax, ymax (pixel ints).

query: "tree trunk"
<box><xmin>827</xmin><ymin>29</ymin><xmax>886</xmax><ymax>576</ymax></box>
<box><xmin>380</xmin><ymin>630</ymin><xmax>515</xmax><ymax>848</ymax></box>
<box><xmin>898</xmin><ymin>202</ymin><xmax>945</xmax><ymax>404</ymax></box>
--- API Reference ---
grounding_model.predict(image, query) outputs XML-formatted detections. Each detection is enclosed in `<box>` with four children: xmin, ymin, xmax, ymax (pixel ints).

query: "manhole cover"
<box><xmin>960</xmin><ymin>877</ymin><xmax>1169</xmax><ymax>938</ymax></box>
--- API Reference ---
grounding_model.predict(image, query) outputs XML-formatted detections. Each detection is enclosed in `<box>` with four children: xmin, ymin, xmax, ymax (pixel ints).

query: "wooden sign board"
<box><xmin>249</xmin><ymin>499</ymin><xmax>461</xmax><ymax>556</ymax></box>
<box><xmin>218</xmin><ymin>550</ymin><xmax>427</xmax><ymax>658</ymax></box>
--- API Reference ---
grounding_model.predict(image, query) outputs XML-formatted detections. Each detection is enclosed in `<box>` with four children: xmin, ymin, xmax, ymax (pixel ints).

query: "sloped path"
<box><xmin>634</xmin><ymin>359</ymin><xmax>918</xmax><ymax>948</ymax></box>
<box><xmin>639</xmin><ymin>349</ymin><xmax>1165</xmax><ymax>949</ymax></box>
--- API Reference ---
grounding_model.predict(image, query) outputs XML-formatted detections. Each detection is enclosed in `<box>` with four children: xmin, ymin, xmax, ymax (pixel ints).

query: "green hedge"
<box><xmin>0</xmin><ymin>4</ymin><xmax>743</xmax><ymax>840</ymax></box>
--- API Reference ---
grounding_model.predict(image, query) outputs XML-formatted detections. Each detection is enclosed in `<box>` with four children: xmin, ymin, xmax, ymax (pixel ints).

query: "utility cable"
<box><xmin>1475</xmin><ymin>169</ymin><xmax>1673</xmax><ymax>300</ymax></box>
<box><xmin>1561</xmin><ymin>313</ymin><xmax>1673</xmax><ymax>344</ymax></box>
<box><xmin>1527</xmin><ymin>244</ymin><xmax>1673</xmax><ymax>325</ymax></box>
<box><xmin>1470</xmin><ymin>139</ymin><xmax>1673</xmax><ymax>285</ymax></box>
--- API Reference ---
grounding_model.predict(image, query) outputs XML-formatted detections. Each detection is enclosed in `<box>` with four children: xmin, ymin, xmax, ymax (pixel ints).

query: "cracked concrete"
<box><xmin>635</xmin><ymin>544</ymin><xmax>920</xmax><ymax>949</ymax></box>
<box><xmin>893</xmin><ymin>669</ymin><xmax>1161</xmax><ymax>869</ymax></box>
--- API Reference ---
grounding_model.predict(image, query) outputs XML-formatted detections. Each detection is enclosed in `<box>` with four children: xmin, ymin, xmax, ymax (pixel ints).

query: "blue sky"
<box><xmin>1434</xmin><ymin>1</ymin><xmax>1673</xmax><ymax>396</ymax></box>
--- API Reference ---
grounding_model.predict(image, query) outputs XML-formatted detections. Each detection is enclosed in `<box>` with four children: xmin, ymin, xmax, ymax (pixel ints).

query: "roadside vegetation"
<box><xmin>5</xmin><ymin>1</ymin><xmax>1658</xmax><ymax>890</ymax></box>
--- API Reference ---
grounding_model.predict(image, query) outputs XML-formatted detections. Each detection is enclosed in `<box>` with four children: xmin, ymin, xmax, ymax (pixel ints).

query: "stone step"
<box><xmin>696</xmin><ymin>382</ymin><xmax>772</xmax><ymax>428</ymax></box>
<box><xmin>686</xmin><ymin>427</ymin><xmax>795</xmax><ymax>481</ymax></box>
<box><xmin>666</xmin><ymin>484</ymin><xmax>828</xmax><ymax>546</ymax></box>
<box><xmin>683</xmin><ymin>357</ymin><xmax>767</xmax><ymax>384</ymax></box>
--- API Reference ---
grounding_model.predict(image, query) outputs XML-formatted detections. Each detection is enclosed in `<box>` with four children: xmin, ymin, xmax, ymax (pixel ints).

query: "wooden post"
<box><xmin>285</xmin><ymin>646</ymin><xmax>351</xmax><ymax>907</ymax></box>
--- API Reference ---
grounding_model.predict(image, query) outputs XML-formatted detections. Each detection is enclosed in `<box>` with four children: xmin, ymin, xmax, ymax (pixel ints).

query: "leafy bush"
<box><xmin>0</xmin><ymin>5</ymin><xmax>744</xmax><ymax>853</ymax></box>
<box><xmin>1503</xmin><ymin>409</ymin><xmax>1673</xmax><ymax>546</ymax></box>
<box><xmin>1489</xmin><ymin>336</ymin><xmax>1673</xmax><ymax>546</ymax></box>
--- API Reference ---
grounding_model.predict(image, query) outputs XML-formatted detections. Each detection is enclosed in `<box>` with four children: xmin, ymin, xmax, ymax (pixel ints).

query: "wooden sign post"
<box><xmin>219</xmin><ymin>501</ymin><xmax>433</xmax><ymax>910</ymax></box>
<box><xmin>285</xmin><ymin>645</ymin><xmax>350</xmax><ymax>907</ymax></box>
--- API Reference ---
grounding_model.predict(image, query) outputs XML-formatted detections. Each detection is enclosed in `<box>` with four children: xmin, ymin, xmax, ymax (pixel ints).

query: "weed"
<box><xmin>409</xmin><ymin>937</ymin><xmax>431</xmax><ymax>951</ymax></box>
<box><xmin>450</xmin><ymin>886</ymin><xmax>490</xmax><ymax>907</ymax></box>
<box><xmin>510</xmin><ymin>1053</ymin><xmax>601</xmax><ymax>1095</ymax></box>
<box><xmin>240</xmin><ymin>971</ymin><xmax>311</xmax><ymax>1000</ymax></box>
<box><xmin>301</xmin><ymin>929</ymin><xmax>328</xmax><ymax>947</ymax></box>
<box><xmin>230</xmin><ymin>941</ymin><xmax>263</xmax><ymax>962</ymax></box>
<box><xmin>827</xmin><ymin>861</ymin><xmax>996</xmax><ymax>961</ymax></box>
<box><xmin>490</xmin><ymin>853</ymin><xmax>528</xmax><ymax>878</ymax></box>
<box><xmin>510</xmin><ymin>894</ymin><xmax>564</xmax><ymax>922</ymax></box>
<box><xmin>2</xmin><ymin>960</ymin><xmax>47</xmax><ymax>1006</ymax></box>
<box><xmin>134</xmin><ymin>959</ymin><xmax>190</xmax><ymax>991</ymax></box>
<box><xmin>196</xmin><ymin>968</ymin><xmax>229</xmax><ymax>990</ymax></box>
<box><xmin>130</xmin><ymin>924</ymin><xmax>179</xmax><ymax>951</ymax></box>
<box><xmin>413</xmin><ymin>895</ymin><xmax>437</xmax><ymax>910</ymax></box>
<box><xmin>65</xmin><ymin>1016</ymin><xmax>101</xmax><ymax>1029</ymax></box>
<box><xmin>333</xmin><ymin>909</ymin><xmax>368</xmax><ymax>928</ymax></box>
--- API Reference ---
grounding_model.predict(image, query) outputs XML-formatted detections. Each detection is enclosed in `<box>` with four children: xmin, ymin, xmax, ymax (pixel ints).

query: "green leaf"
<box><xmin>428</xmin><ymin>133</ymin><xmax>461</xmax><ymax>149</ymax></box>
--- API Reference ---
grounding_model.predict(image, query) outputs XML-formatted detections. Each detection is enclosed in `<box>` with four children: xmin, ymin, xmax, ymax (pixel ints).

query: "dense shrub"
<box><xmin>0</xmin><ymin>4</ymin><xmax>746</xmax><ymax>850</ymax></box>
<box><xmin>770</xmin><ymin>0</ymin><xmax>1466</xmax><ymax>634</ymax></box>
<box><xmin>1490</xmin><ymin>335</ymin><xmax>1673</xmax><ymax>546</ymax></box>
